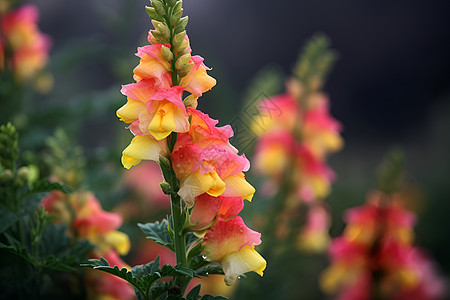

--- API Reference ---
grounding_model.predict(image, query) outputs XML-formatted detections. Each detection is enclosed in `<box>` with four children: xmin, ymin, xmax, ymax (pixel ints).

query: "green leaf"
<box><xmin>82</xmin><ymin>257</ymin><xmax>147</xmax><ymax>295</ymax></box>
<box><xmin>186</xmin><ymin>284</ymin><xmax>201</xmax><ymax>300</ymax></box>
<box><xmin>0</xmin><ymin>208</ymin><xmax>19</xmax><ymax>234</ymax></box>
<box><xmin>195</xmin><ymin>264</ymin><xmax>224</xmax><ymax>277</ymax></box>
<box><xmin>151</xmin><ymin>281</ymin><xmax>170</xmax><ymax>299</ymax></box>
<box><xmin>187</xmin><ymin>238</ymin><xmax>202</xmax><ymax>262</ymax></box>
<box><xmin>186</xmin><ymin>232</ymin><xmax>200</xmax><ymax>250</ymax></box>
<box><xmin>138</xmin><ymin>219</ymin><xmax>174</xmax><ymax>251</ymax></box>
<box><xmin>131</xmin><ymin>255</ymin><xmax>161</xmax><ymax>279</ymax></box>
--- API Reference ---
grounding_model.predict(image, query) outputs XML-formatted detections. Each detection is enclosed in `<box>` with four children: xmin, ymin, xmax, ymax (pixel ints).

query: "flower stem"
<box><xmin>170</xmin><ymin>193</ymin><xmax>187</xmax><ymax>267</ymax></box>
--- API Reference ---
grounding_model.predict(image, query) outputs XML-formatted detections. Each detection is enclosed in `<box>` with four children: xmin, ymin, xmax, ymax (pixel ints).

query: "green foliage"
<box><xmin>377</xmin><ymin>148</ymin><xmax>404</xmax><ymax>194</ymax></box>
<box><xmin>0</xmin><ymin>122</ymin><xmax>19</xmax><ymax>170</ymax></box>
<box><xmin>0</xmin><ymin>123</ymin><xmax>92</xmax><ymax>298</ymax></box>
<box><xmin>293</xmin><ymin>33</ymin><xmax>337</xmax><ymax>92</ymax></box>
<box><xmin>82</xmin><ymin>255</ymin><xmax>196</xmax><ymax>299</ymax></box>
<box><xmin>138</xmin><ymin>219</ymin><xmax>175</xmax><ymax>251</ymax></box>
<box><xmin>44</xmin><ymin>128</ymin><xmax>86</xmax><ymax>189</ymax></box>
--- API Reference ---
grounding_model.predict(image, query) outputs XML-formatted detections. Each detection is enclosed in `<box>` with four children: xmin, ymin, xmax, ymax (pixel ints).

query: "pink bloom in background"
<box><xmin>0</xmin><ymin>4</ymin><xmax>51</xmax><ymax>81</ymax></box>
<box><xmin>94</xmin><ymin>250</ymin><xmax>135</xmax><ymax>300</ymax></box>
<box><xmin>298</xmin><ymin>204</ymin><xmax>331</xmax><ymax>252</ymax></box>
<box><xmin>320</xmin><ymin>191</ymin><xmax>446</xmax><ymax>300</ymax></box>
<box><xmin>124</xmin><ymin>161</ymin><xmax>169</xmax><ymax>209</ymax></box>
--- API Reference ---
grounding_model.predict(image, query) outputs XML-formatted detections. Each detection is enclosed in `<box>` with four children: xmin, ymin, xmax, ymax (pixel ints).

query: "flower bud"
<box><xmin>174</xmin><ymin>40</ymin><xmax>189</xmax><ymax>53</ymax></box>
<box><xmin>175</xmin><ymin>53</ymin><xmax>191</xmax><ymax>70</ymax></box>
<box><xmin>183</xmin><ymin>94</ymin><xmax>198</xmax><ymax>108</ymax></box>
<box><xmin>161</xmin><ymin>45</ymin><xmax>174</xmax><ymax>61</ymax></box>
<box><xmin>172</xmin><ymin>31</ymin><xmax>186</xmax><ymax>48</ymax></box>
<box><xmin>159</xmin><ymin>155</ymin><xmax>171</xmax><ymax>171</ymax></box>
<box><xmin>150</xmin><ymin>30</ymin><xmax>170</xmax><ymax>44</ymax></box>
<box><xmin>151</xmin><ymin>0</ymin><xmax>166</xmax><ymax>16</ymax></box>
<box><xmin>160</xmin><ymin>181</ymin><xmax>173</xmax><ymax>195</ymax></box>
<box><xmin>0</xmin><ymin>169</ymin><xmax>13</xmax><ymax>183</ymax></box>
<box><xmin>17</xmin><ymin>166</ymin><xmax>30</xmax><ymax>183</ymax></box>
<box><xmin>170</xmin><ymin>8</ymin><xmax>183</xmax><ymax>25</ymax></box>
<box><xmin>177</xmin><ymin>61</ymin><xmax>194</xmax><ymax>78</ymax></box>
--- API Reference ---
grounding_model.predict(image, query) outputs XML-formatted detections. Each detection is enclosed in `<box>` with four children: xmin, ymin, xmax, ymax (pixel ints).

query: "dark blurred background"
<box><xmin>33</xmin><ymin>0</ymin><xmax>450</xmax><ymax>279</ymax></box>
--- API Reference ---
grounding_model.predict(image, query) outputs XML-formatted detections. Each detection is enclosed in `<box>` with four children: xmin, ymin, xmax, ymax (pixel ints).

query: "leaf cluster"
<box><xmin>83</xmin><ymin>255</ymin><xmax>226</xmax><ymax>300</ymax></box>
<box><xmin>0</xmin><ymin>123</ymin><xmax>92</xmax><ymax>298</ymax></box>
<box><xmin>83</xmin><ymin>218</ymin><xmax>227</xmax><ymax>299</ymax></box>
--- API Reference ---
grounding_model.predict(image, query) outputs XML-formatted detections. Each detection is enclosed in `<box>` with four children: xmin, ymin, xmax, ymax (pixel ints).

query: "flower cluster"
<box><xmin>42</xmin><ymin>191</ymin><xmax>134</xmax><ymax>299</ymax></box>
<box><xmin>0</xmin><ymin>4</ymin><xmax>51</xmax><ymax>83</ymax></box>
<box><xmin>251</xmin><ymin>38</ymin><xmax>343</xmax><ymax>252</ymax></box>
<box><xmin>253</xmin><ymin>91</ymin><xmax>342</xmax><ymax>204</ymax></box>
<box><xmin>116</xmin><ymin>2</ymin><xmax>265</xmax><ymax>286</ymax></box>
<box><xmin>320</xmin><ymin>191</ymin><xmax>445</xmax><ymax>300</ymax></box>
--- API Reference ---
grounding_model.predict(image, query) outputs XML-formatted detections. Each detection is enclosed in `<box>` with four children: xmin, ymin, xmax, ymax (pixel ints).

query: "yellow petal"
<box><xmin>178</xmin><ymin>171</ymin><xmax>225</xmax><ymax>208</ymax></box>
<box><xmin>121</xmin><ymin>135</ymin><xmax>165</xmax><ymax>169</ymax></box>
<box><xmin>105</xmin><ymin>230</ymin><xmax>130</xmax><ymax>255</ymax></box>
<box><xmin>117</xmin><ymin>98</ymin><xmax>145</xmax><ymax>123</ymax></box>
<box><xmin>221</xmin><ymin>245</ymin><xmax>266</xmax><ymax>286</ymax></box>
<box><xmin>222</xmin><ymin>173</ymin><xmax>255</xmax><ymax>201</ymax></box>
<box><xmin>148</xmin><ymin>100</ymin><xmax>177</xmax><ymax>140</ymax></box>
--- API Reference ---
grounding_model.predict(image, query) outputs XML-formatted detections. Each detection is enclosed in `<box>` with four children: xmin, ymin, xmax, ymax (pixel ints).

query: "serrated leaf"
<box><xmin>195</xmin><ymin>264</ymin><xmax>224</xmax><ymax>277</ymax></box>
<box><xmin>138</xmin><ymin>219</ymin><xmax>174</xmax><ymax>251</ymax></box>
<box><xmin>151</xmin><ymin>281</ymin><xmax>170</xmax><ymax>299</ymax></box>
<box><xmin>186</xmin><ymin>284</ymin><xmax>201</xmax><ymax>300</ymax></box>
<box><xmin>131</xmin><ymin>256</ymin><xmax>161</xmax><ymax>279</ymax></box>
<box><xmin>188</xmin><ymin>254</ymin><xmax>208</xmax><ymax>270</ymax></box>
<box><xmin>160</xmin><ymin>264</ymin><xmax>195</xmax><ymax>278</ymax></box>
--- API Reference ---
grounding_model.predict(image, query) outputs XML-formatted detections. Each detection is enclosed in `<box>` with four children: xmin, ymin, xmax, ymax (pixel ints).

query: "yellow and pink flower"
<box><xmin>320</xmin><ymin>191</ymin><xmax>445</xmax><ymax>300</ymax></box>
<box><xmin>170</xmin><ymin>108</ymin><xmax>254</xmax><ymax>207</ymax></box>
<box><xmin>1</xmin><ymin>4</ymin><xmax>51</xmax><ymax>81</ymax></box>
<box><xmin>202</xmin><ymin>216</ymin><xmax>266</xmax><ymax>285</ymax></box>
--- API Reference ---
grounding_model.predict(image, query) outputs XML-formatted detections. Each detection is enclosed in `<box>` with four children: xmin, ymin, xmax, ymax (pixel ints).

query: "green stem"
<box><xmin>171</xmin><ymin>193</ymin><xmax>187</xmax><ymax>267</ymax></box>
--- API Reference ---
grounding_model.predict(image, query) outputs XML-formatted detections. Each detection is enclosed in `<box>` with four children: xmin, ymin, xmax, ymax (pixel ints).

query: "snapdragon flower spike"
<box><xmin>202</xmin><ymin>216</ymin><xmax>266</xmax><ymax>285</ymax></box>
<box><xmin>1</xmin><ymin>5</ymin><xmax>51</xmax><ymax>81</ymax></box>
<box><xmin>117</xmin><ymin>29</ymin><xmax>216</xmax><ymax>169</ymax></box>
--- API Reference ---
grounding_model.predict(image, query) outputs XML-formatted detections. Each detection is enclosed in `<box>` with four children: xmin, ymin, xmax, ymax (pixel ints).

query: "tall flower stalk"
<box><xmin>251</xmin><ymin>35</ymin><xmax>342</xmax><ymax>255</ymax></box>
<box><xmin>84</xmin><ymin>1</ymin><xmax>265</xmax><ymax>298</ymax></box>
